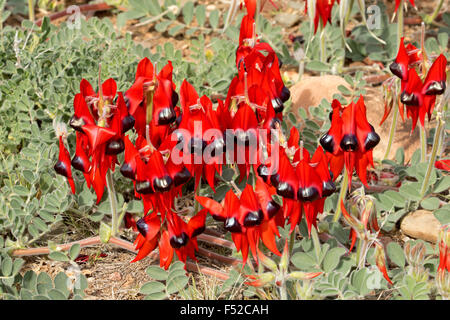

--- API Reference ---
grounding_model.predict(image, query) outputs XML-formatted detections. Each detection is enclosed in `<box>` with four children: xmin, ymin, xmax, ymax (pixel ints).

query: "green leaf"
<box><xmin>99</xmin><ymin>222</ymin><xmax>111</xmax><ymax>244</ymax></box>
<box><xmin>140</xmin><ymin>281</ymin><xmax>166</xmax><ymax>295</ymax></box>
<box><xmin>306</xmin><ymin>61</ymin><xmax>330</xmax><ymax>72</ymax></box>
<box><xmin>144</xmin><ymin>291</ymin><xmax>167</xmax><ymax>300</ymax></box>
<box><xmin>146</xmin><ymin>266</ymin><xmax>168</xmax><ymax>281</ymax></box>
<box><xmin>323</xmin><ymin>247</ymin><xmax>347</xmax><ymax>273</ymax></box>
<box><xmin>195</xmin><ymin>5</ymin><xmax>206</xmax><ymax>27</ymax></box>
<box><xmin>69</xmin><ymin>244</ymin><xmax>81</xmax><ymax>261</ymax></box>
<box><xmin>48</xmin><ymin>289</ymin><xmax>67</xmax><ymax>300</ymax></box>
<box><xmin>433</xmin><ymin>205</ymin><xmax>450</xmax><ymax>225</ymax></box>
<box><xmin>155</xmin><ymin>20</ymin><xmax>172</xmax><ymax>33</ymax></box>
<box><xmin>420</xmin><ymin>197</ymin><xmax>440</xmax><ymax>210</ymax></box>
<box><xmin>2</xmin><ymin>256</ymin><xmax>13</xmax><ymax>276</ymax></box>
<box><xmin>48</xmin><ymin>251</ymin><xmax>69</xmax><ymax>262</ymax></box>
<box><xmin>291</xmin><ymin>252</ymin><xmax>317</xmax><ymax>270</ymax></box>
<box><xmin>127</xmin><ymin>200</ymin><xmax>144</xmax><ymax>213</ymax></box>
<box><xmin>166</xmin><ymin>275</ymin><xmax>189</xmax><ymax>295</ymax></box>
<box><xmin>399</xmin><ymin>184</ymin><xmax>421</xmax><ymax>201</ymax></box>
<box><xmin>387</xmin><ymin>242</ymin><xmax>405</xmax><ymax>268</ymax></box>
<box><xmin>209</xmin><ymin>10</ymin><xmax>220</xmax><ymax>29</ymax></box>
<box><xmin>433</xmin><ymin>176</ymin><xmax>450</xmax><ymax>194</ymax></box>
<box><xmin>182</xmin><ymin>1</ymin><xmax>194</xmax><ymax>25</ymax></box>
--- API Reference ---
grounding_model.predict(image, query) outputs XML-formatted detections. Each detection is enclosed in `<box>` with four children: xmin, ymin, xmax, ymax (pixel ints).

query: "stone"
<box><xmin>400</xmin><ymin>210</ymin><xmax>441</xmax><ymax>243</ymax></box>
<box><xmin>290</xmin><ymin>75</ymin><xmax>349</xmax><ymax>113</ymax></box>
<box><xmin>289</xmin><ymin>76</ymin><xmax>423</xmax><ymax>162</ymax></box>
<box><xmin>274</xmin><ymin>12</ymin><xmax>301</xmax><ymax>28</ymax></box>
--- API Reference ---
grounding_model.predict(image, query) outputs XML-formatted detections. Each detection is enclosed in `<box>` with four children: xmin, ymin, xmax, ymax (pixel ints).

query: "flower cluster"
<box><xmin>389</xmin><ymin>37</ymin><xmax>447</xmax><ymax>131</ymax></box>
<box><xmin>55</xmin><ymin>1</ymin><xmax>382</xmax><ymax>270</ymax></box>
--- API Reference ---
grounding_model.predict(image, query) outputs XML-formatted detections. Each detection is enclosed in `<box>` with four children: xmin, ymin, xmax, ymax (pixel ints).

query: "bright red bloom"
<box><xmin>196</xmin><ymin>182</ymin><xmax>283</xmax><ymax>265</ymax></box>
<box><xmin>305</xmin><ymin>0</ymin><xmax>338</xmax><ymax>34</ymax></box>
<box><xmin>320</xmin><ymin>96</ymin><xmax>380</xmax><ymax>187</ymax></box>
<box><xmin>394</xmin><ymin>0</ymin><xmax>416</xmax><ymax>12</ymax></box>
<box><xmin>435</xmin><ymin>159</ymin><xmax>450</xmax><ymax>171</ymax></box>
<box><xmin>241</xmin><ymin>0</ymin><xmax>277</xmax><ymax>19</ymax></box>
<box><xmin>132</xmin><ymin>209</ymin><xmax>207</xmax><ymax>268</ymax></box>
<box><xmin>54</xmin><ymin>136</ymin><xmax>76</xmax><ymax>193</ymax></box>
<box><xmin>399</xmin><ymin>54</ymin><xmax>447</xmax><ymax>131</ymax></box>
<box><xmin>438</xmin><ymin>226</ymin><xmax>450</xmax><ymax>273</ymax></box>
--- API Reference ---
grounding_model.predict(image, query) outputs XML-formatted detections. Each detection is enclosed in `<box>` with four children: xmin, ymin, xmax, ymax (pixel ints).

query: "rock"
<box><xmin>274</xmin><ymin>12</ymin><xmax>301</xmax><ymax>28</ymax></box>
<box><xmin>290</xmin><ymin>75</ymin><xmax>349</xmax><ymax>112</ymax></box>
<box><xmin>400</xmin><ymin>210</ymin><xmax>441</xmax><ymax>243</ymax></box>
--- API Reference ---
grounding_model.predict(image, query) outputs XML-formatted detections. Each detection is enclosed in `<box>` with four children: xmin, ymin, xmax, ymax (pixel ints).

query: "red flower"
<box><xmin>399</xmin><ymin>54</ymin><xmax>447</xmax><ymax>131</ymax></box>
<box><xmin>320</xmin><ymin>96</ymin><xmax>380</xmax><ymax>187</ymax></box>
<box><xmin>196</xmin><ymin>182</ymin><xmax>283</xmax><ymax>265</ymax></box>
<box><xmin>132</xmin><ymin>209</ymin><xmax>207</xmax><ymax>269</ymax></box>
<box><xmin>54</xmin><ymin>136</ymin><xmax>76</xmax><ymax>193</ymax></box>
<box><xmin>394</xmin><ymin>0</ymin><xmax>416</xmax><ymax>12</ymax></box>
<box><xmin>305</xmin><ymin>0</ymin><xmax>338</xmax><ymax>34</ymax></box>
<box><xmin>435</xmin><ymin>159</ymin><xmax>450</xmax><ymax>171</ymax></box>
<box><xmin>438</xmin><ymin>226</ymin><xmax>450</xmax><ymax>274</ymax></box>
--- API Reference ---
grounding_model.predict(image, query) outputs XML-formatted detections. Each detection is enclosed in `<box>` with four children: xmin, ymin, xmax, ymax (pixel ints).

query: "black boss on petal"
<box><xmin>71</xmin><ymin>156</ymin><xmax>88</xmax><ymax>173</ymax></box>
<box><xmin>400</xmin><ymin>92</ymin><xmax>419</xmax><ymax>106</ymax></box>
<box><xmin>270</xmin><ymin>173</ymin><xmax>280</xmax><ymax>188</ymax></box>
<box><xmin>320</xmin><ymin>133</ymin><xmax>335</xmax><ymax>153</ymax></box>
<box><xmin>136</xmin><ymin>218</ymin><xmax>149</xmax><ymax>237</ymax></box>
<box><xmin>389</xmin><ymin>62</ymin><xmax>405</xmax><ymax>80</ymax></box>
<box><xmin>224</xmin><ymin>217</ymin><xmax>242</xmax><ymax>233</ymax></box>
<box><xmin>280</xmin><ymin>86</ymin><xmax>291</xmax><ymax>103</ymax></box>
<box><xmin>298</xmin><ymin>187</ymin><xmax>320</xmax><ymax>202</ymax></box>
<box><xmin>276</xmin><ymin>182</ymin><xmax>295</xmax><ymax>199</ymax></box>
<box><xmin>243</xmin><ymin>209</ymin><xmax>264</xmax><ymax>227</ymax></box>
<box><xmin>340</xmin><ymin>134</ymin><xmax>358</xmax><ymax>152</ymax></box>
<box><xmin>157</xmin><ymin>107</ymin><xmax>177</xmax><ymax>125</ymax></box>
<box><xmin>121</xmin><ymin>115</ymin><xmax>135</xmax><ymax>133</ymax></box>
<box><xmin>424</xmin><ymin>81</ymin><xmax>446</xmax><ymax>96</ymax></box>
<box><xmin>210</xmin><ymin>137</ymin><xmax>226</xmax><ymax>157</ymax></box>
<box><xmin>153</xmin><ymin>175</ymin><xmax>173</xmax><ymax>192</ymax></box>
<box><xmin>190</xmin><ymin>225</ymin><xmax>205</xmax><ymax>238</ymax></box>
<box><xmin>364</xmin><ymin>127</ymin><xmax>380</xmax><ymax>150</ymax></box>
<box><xmin>173</xmin><ymin>167</ymin><xmax>191</xmax><ymax>186</ymax></box>
<box><xmin>271</xmin><ymin>97</ymin><xmax>284</xmax><ymax>113</ymax></box>
<box><xmin>188</xmin><ymin>137</ymin><xmax>207</xmax><ymax>155</ymax></box>
<box><xmin>171</xmin><ymin>92</ymin><xmax>179</xmax><ymax>107</ymax></box>
<box><xmin>120</xmin><ymin>163</ymin><xmax>135</xmax><ymax>180</ymax></box>
<box><xmin>170</xmin><ymin>232</ymin><xmax>189</xmax><ymax>249</ymax></box>
<box><xmin>266</xmin><ymin>200</ymin><xmax>281</xmax><ymax>219</ymax></box>
<box><xmin>136</xmin><ymin>180</ymin><xmax>154</xmax><ymax>194</ymax></box>
<box><xmin>54</xmin><ymin>161</ymin><xmax>69</xmax><ymax>177</ymax></box>
<box><xmin>69</xmin><ymin>116</ymin><xmax>85</xmax><ymax>132</ymax></box>
<box><xmin>257</xmin><ymin>164</ymin><xmax>270</xmax><ymax>182</ymax></box>
<box><xmin>322</xmin><ymin>180</ymin><xmax>336</xmax><ymax>197</ymax></box>
<box><xmin>105</xmin><ymin>139</ymin><xmax>125</xmax><ymax>155</ymax></box>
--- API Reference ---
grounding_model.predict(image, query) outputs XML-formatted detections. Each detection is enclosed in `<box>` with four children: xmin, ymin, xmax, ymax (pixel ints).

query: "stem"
<box><xmin>279</xmin><ymin>280</ymin><xmax>288</xmax><ymax>300</ymax></box>
<box><xmin>310</xmin><ymin>227</ymin><xmax>321</xmax><ymax>264</ymax></box>
<box><xmin>288</xmin><ymin>228</ymin><xmax>296</xmax><ymax>258</ymax></box>
<box><xmin>383</xmin><ymin>1</ymin><xmax>404</xmax><ymax>160</ymax></box>
<box><xmin>106</xmin><ymin>171</ymin><xmax>119</xmax><ymax>237</ymax></box>
<box><xmin>197</xmin><ymin>233</ymin><xmax>235</xmax><ymax>249</ymax></box>
<box><xmin>383</xmin><ymin>104</ymin><xmax>399</xmax><ymax>160</ymax></box>
<box><xmin>420</xmin><ymin>115</ymin><xmax>444</xmax><ymax>198</ymax></box>
<box><xmin>419</xmin><ymin>125</ymin><xmax>427</xmax><ymax>162</ymax></box>
<box><xmin>333</xmin><ymin>168</ymin><xmax>349</xmax><ymax>222</ymax></box>
<box><xmin>27</xmin><ymin>0</ymin><xmax>34</xmax><ymax>22</ymax></box>
<box><xmin>319</xmin><ymin>25</ymin><xmax>326</xmax><ymax>76</ymax></box>
<box><xmin>424</xmin><ymin>0</ymin><xmax>444</xmax><ymax>25</ymax></box>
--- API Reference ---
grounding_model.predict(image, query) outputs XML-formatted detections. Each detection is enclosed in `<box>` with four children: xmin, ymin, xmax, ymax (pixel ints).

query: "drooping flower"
<box><xmin>305</xmin><ymin>0</ymin><xmax>338</xmax><ymax>34</ymax></box>
<box><xmin>54</xmin><ymin>136</ymin><xmax>76</xmax><ymax>193</ymax></box>
<box><xmin>394</xmin><ymin>0</ymin><xmax>416</xmax><ymax>13</ymax></box>
<box><xmin>320</xmin><ymin>96</ymin><xmax>380</xmax><ymax>187</ymax></box>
